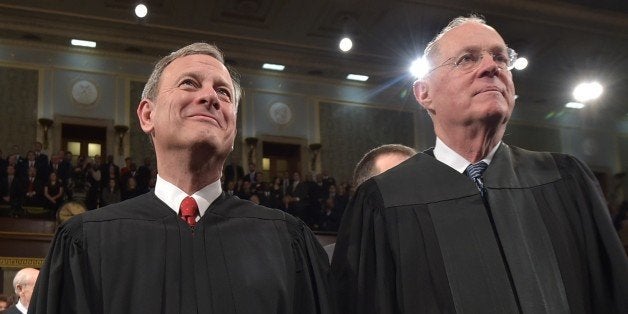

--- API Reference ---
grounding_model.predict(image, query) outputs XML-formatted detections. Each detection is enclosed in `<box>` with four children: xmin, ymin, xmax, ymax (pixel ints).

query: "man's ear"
<box><xmin>137</xmin><ymin>99</ymin><xmax>155</xmax><ymax>134</ymax></box>
<box><xmin>413</xmin><ymin>80</ymin><xmax>433</xmax><ymax>112</ymax></box>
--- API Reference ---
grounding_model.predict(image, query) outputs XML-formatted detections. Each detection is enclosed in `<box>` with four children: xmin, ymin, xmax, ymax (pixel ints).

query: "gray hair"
<box><xmin>424</xmin><ymin>14</ymin><xmax>487</xmax><ymax>65</ymax></box>
<box><xmin>13</xmin><ymin>268</ymin><xmax>38</xmax><ymax>294</ymax></box>
<box><xmin>352</xmin><ymin>144</ymin><xmax>417</xmax><ymax>187</ymax></box>
<box><xmin>141</xmin><ymin>42</ymin><xmax>243</xmax><ymax>110</ymax></box>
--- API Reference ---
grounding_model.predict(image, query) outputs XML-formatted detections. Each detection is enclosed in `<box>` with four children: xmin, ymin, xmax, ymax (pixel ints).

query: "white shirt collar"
<box><xmin>154</xmin><ymin>175</ymin><xmax>222</xmax><ymax>218</ymax></box>
<box><xmin>433</xmin><ymin>137</ymin><xmax>500</xmax><ymax>174</ymax></box>
<box><xmin>16</xmin><ymin>300</ymin><xmax>28</xmax><ymax>314</ymax></box>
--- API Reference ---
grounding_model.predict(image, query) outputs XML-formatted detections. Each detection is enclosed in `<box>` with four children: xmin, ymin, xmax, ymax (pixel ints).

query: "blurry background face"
<box><xmin>374</xmin><ymin>153</ymin><xmax>412</xmax><ymax>174</ymax></box>
<box><xmin>426</xmin><ymin>22</ymin><xmax>515</xmax><ymax>130</ymax></box>
<box><xmin>148</xmin><ymin>54</ymin><xmax>237</xmax><ymax>159</ymax></box>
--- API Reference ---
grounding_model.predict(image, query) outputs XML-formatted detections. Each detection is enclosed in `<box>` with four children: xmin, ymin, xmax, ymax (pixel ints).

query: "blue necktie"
<box><xmin>466</xmin><ymin>161</ymin><xmax>488</xmax><ymax>196</ymax></box>
<box><xmin>466</xmin><ymin>161</ymin><xmax>488</xmax><ymax>181</ymax></box>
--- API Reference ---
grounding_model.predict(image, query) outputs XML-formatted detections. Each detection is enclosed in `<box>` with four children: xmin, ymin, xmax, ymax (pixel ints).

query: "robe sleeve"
<box><xmin>561</xmin><ymin>155</ymin><xmax>628</xmax><ymax>313</ymax></box>
<box><xmin>289</xmin><ymin>219</ymin><xmax>337</xmax><ymax>314</ymax></box>
<box><xmin>331</xmin><ymin>180</ymin><xmax>397</xmax><ymax>314</ymax></box>
<box><xmin>29</xmin><ymin>217</ymin><xmax>96</xmax><ymax>314</ymax></box>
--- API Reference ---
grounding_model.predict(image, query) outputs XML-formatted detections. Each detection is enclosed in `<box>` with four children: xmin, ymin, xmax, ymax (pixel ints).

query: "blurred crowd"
<box><xmin>1</xmin><ymin>143</ymin><xmax>349</xmax><ymax>231</ymax></box>
<box><xmin>0</xmin><ymin>142</ymin><xmax>155</xmax><ymax>220</ymax></box>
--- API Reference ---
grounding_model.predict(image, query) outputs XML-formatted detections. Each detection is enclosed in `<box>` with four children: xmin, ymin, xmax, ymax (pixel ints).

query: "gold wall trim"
<box><xmin>0</xmin><ymin>256</ymin><xmax>45</xmax><ymax>268</ymax></box>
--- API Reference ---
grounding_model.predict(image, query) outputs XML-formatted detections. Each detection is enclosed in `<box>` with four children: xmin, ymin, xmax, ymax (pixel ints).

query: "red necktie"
<box><xmin>179</xmin><ymin>196</ymin><xmax>199</xmax><ymax>228</ymax></box>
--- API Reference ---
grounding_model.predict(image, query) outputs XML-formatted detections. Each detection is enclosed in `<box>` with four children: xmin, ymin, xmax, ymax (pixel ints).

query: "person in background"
<box><xmin>30</xmin><ymin>42</ymin><xmax>333</xmax><ymax>314</ymax></box>
<box><xmin>21</xmin><ymin>166</ymin><xmax>43</xmax><ymax>208</ymax></box>
<box><xmin>0</xmin><ymin>294</ymin><xmax>14</xmax><ymax>311</ymax></box>
<box><xmin>352</xmin><ymin>144</ymin><xmax>417</xmax><ymax>188</ymax></box>
<box><xmin>1</xmin><ymin>165</ymin><xmax>21</xmax><ymax>217</ymax></box>
<box><xmin>324</xmin><ymin>144</ymin><xmax>416</xmax><ymax>261</ymax></box>
<box><xmin>121</xmin><ymin>177</ymin><xmax>142</xmax><ymax>201</ymax></box>
<box><xmin>100</xmin><ymin>177</ymin><xmax>121</xmax><ymax>206</ymax></box>
<box><xmin>223</xmin><ymin>156</ymin><xmax>244</xmax><ymax>187</ymax></box>
<box><xmin>43</xmin><ymin>172</ymin><xmax>64</xmax><ymax>218</ymax></box>
<box><xmin>5</xmin><ymin>268</ymin><xmax>39</xmax><ymax>314</ymax></box>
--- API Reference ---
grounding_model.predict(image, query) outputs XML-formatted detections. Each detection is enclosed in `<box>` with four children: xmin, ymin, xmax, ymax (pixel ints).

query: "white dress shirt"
<box><xmin>153</xmin><ymin>175</ymin><xmax>222</xmax><ymax>220</ymax></box>
<box><xmin>433</xmin><ymin>137</ymin><xmax>500</xmax><ymax>173</ymax></box>
<box><xmin>16</xmin><ymin>300</ymin><xmax>28</xmax><ymax>314</ymax></box>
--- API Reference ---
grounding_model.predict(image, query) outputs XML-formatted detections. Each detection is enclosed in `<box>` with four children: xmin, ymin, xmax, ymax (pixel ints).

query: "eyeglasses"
<box><xmin>427</xmin><ymin>47</ymin><xmax>518</xmax><ymax>75</ymax></box>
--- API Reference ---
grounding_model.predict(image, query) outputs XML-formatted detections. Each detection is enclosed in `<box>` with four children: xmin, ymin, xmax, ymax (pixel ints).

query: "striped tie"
<box><xmin>465</xmin><ymin>161</ymin><xmax>488</xmax><ymax>181</ymax></box>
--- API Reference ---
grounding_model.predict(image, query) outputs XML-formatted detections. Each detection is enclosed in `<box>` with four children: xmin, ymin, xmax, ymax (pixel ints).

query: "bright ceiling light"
<box><xmin>565</xmin><ymin>102</ymin><xmax>586</xmax><ymax>109</ymax></box>
<box><xmin>409</xmin><ymin>56</ymin><xmax>429</xmax><ymax>79</ymax></box>
<box><xmin>135</xmin><ymin>4</ymin><xmax>148</xmax><ymax>18</ymax></box>
<box><xmin>71</xmin><ymin>39</ymin><xmax>96</xmax><ymax>48</ymax></box>
<box><xmin>262</xmin><ymin>63</ymin><xmax>285</xmax><ymax>71</ymax></box>
<box><xmin>339</xmin><ymin>37</ymin><xmax>353</xmax><ymax>52</ymax></box>
<box><xmin>573</xmin><ymin>81</ymin><xmax>603</xmax><ymax>102</ymax></box>
<box><xmin>513</xmin><ymin>57</ymin><xmax>528</xmax><ymax>70</ymax></box>
<box><xmin>346</xmin><ymin>74</ymin><xmax>369</xmax><ymax>81</ymax></box>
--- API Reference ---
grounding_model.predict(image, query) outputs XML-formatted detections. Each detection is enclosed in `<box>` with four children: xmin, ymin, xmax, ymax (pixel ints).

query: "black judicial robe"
<box><xmin>331</xmin><ymin>144</ymin><xmax>628</xmax><ymax>314</ymax></box>
<box><xmin>30</xmin><ymin>193</ymin><xmax>334</xmax><ymax>314</ymax></box>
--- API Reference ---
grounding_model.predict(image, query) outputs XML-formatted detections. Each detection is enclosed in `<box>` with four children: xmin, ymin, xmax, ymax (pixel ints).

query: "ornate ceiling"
<box><xmin>0</xmin><ymin>0</ymin><xmax>627</xmax><ymax>125</ymax></box>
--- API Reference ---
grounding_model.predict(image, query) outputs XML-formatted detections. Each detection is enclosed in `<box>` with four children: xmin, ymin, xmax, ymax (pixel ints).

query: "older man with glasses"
<box><xmin>332</xmin><ymin>14</ymin><xmax>628</xmax><ymax>314</ymax></box>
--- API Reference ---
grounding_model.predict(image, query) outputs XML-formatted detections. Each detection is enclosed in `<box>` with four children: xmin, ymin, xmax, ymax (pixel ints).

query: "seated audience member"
<box><xmin>1</xmin><ymin>165</ymin><xmax>21</xmax><ymax>209</ymax></box>
<box><xmin>0</xmin><ymin>149</ymin><xmax>7</xmax><ymax>177</ymax></box>
<box><xmin>21</xmin><ymin>166</ymin><xmax>43</xmax><ymax>208</ymax></box>
<box><xmin>249</xmin><ymin>194</ymin><xmax>261</xmax><ymax>205</ymax></box>
<box><xmin>84</xmin><ymin>158</ymin><xmax>102</xmax><ymax>210</ymax></box>
<box><xmin>119</xmin><ymin>162</ymin><xmax>137</xmax><ymax>194</ymax></box>
<box><xmin>43</xmin><ymin>172</ymin><xmax>64</xmax><ymax>218</ymax></box>
<box><xmin>224</xmin><ymin>180</ymin><xmax>236</xmax><ymax>196</ymax></box>
<box><xmin>5</xmin><ymin>268</ymin><xmax>39</xmax><ymax>314</ymax></box>
<box><xmin>120</xmin><ymin>157</ymin><xmax>133</xmax><ymax>178</ymax></box>
<box><xmin>236</xmin><ymin>180</ymin><xmax>253</xmax><ymax>200</ymax></box>
<box><xmin>24</xmin><ymin>150</ymin><xmax>48</xmax><ymax>183</ymax></box>
<box><xmin>0</xmin><ymin>293</ymin><xmax>14</xmax><ymax>311</ymax></box>
<box><xmin>289</xmin><ymin>171</ymin><xmax>311</xmax><ymax>223</ymax></box>
<box><xmin>223</xmin><ymin>156</ymin><xmax>244</xmax><ymax>186</ymax></box>
<box><xmin>255</xmin><ymin>181</ymin><xmax>273</xmax><ymax>207</ymax></box>
<box><xmin>278</xmin><ymin>195</ymin><xmax>294</xmax><ymax>214</ymax></box>
<box><xmin>269</xmin><ymin>176</ymin><xmax>284</xmax><ymax>209</ymax></box>
<box><xmin>121</xmin><ymin>177</ymin><xmax>142</xmax><ymax>201</ymax></box>
<box><xmin>244</xmin><ymin>162</ymin><xmax>257</xmax><ymax>183</ymax></box>
<box><xmin>102</xmin><ymin>155</ymin><xmax>120</xmax><ymax>188</ymax></box>
<box><xmin>136</xmin><ymin>157</ymin><xmax>153</xmax><ymax>193</ymax></box>
<box><xmin>56</xmin><ymin>201</ymin><xmax>87</xmax><ymax>225</ymax></box>
<box><xmin>101</xmin><ymin>178</ymin><xmax>121</xmax><ymax>206</ymax></box>
<box><xmin>318</xmin><ymin>198</ymin><xmax>341</xmax><ymax>232</ymax></box>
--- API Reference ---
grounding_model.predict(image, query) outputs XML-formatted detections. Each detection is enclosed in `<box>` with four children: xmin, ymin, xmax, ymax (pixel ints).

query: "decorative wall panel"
<box><xmin>319</xmin><ymin>102</ymin><xmax>415</xmax><ymax>184</ymax></box>
<box><xmin>503</xmin><ymin>123</ymin><xmax>561</xmax><ymax>152</ymax></box>
<box><xmin>0</xmin><ymin>66</ymin><xmax>38</xmax><ymax>154</ymax></box>
<box><xmin>128</xmin><ymin>81</ymin><xmax>154</xmax><ymax>163</ymax></box>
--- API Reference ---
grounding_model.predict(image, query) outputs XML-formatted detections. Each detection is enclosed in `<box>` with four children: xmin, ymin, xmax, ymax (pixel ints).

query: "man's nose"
<box><xmin>477</xmin><ymin>52</ymin><xmax>500</xmax><ymax>77</ymax></box>
<box><xmin>198</xmin><ymin>87</ymin><xmax>221</xmax><ymax>110</ymax></box>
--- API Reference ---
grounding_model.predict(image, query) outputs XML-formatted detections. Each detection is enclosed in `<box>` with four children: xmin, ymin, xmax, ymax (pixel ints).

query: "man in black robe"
<box><xmin>331</xmin><ymin>15</ymin><xmax>628</xmax><ymax>314</ymax></box>
<box><xmin>30</xmin><ymin>42</ymin><xmax>333</xmax><ymax>314</ymax></box>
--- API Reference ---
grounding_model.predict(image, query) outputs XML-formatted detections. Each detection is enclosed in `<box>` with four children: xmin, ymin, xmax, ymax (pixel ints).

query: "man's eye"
<box><xmin>456</xmin><ymin>53</ymin><xmax>477</xmax><ymax>66</ymax></box>
<box><xmin>180</xmin><ymin>79</ymin><xmax>197</xmax><ymax>87</ymax></box>
<box><xmin>217</xmin><ymin>88</ymin><xmax>232</xmax><ymax>100</ymax></box>
<box><xmin>493</xmin><ymin>53</ymin><xmax>509</xmax><ymax>64</ymax></box>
